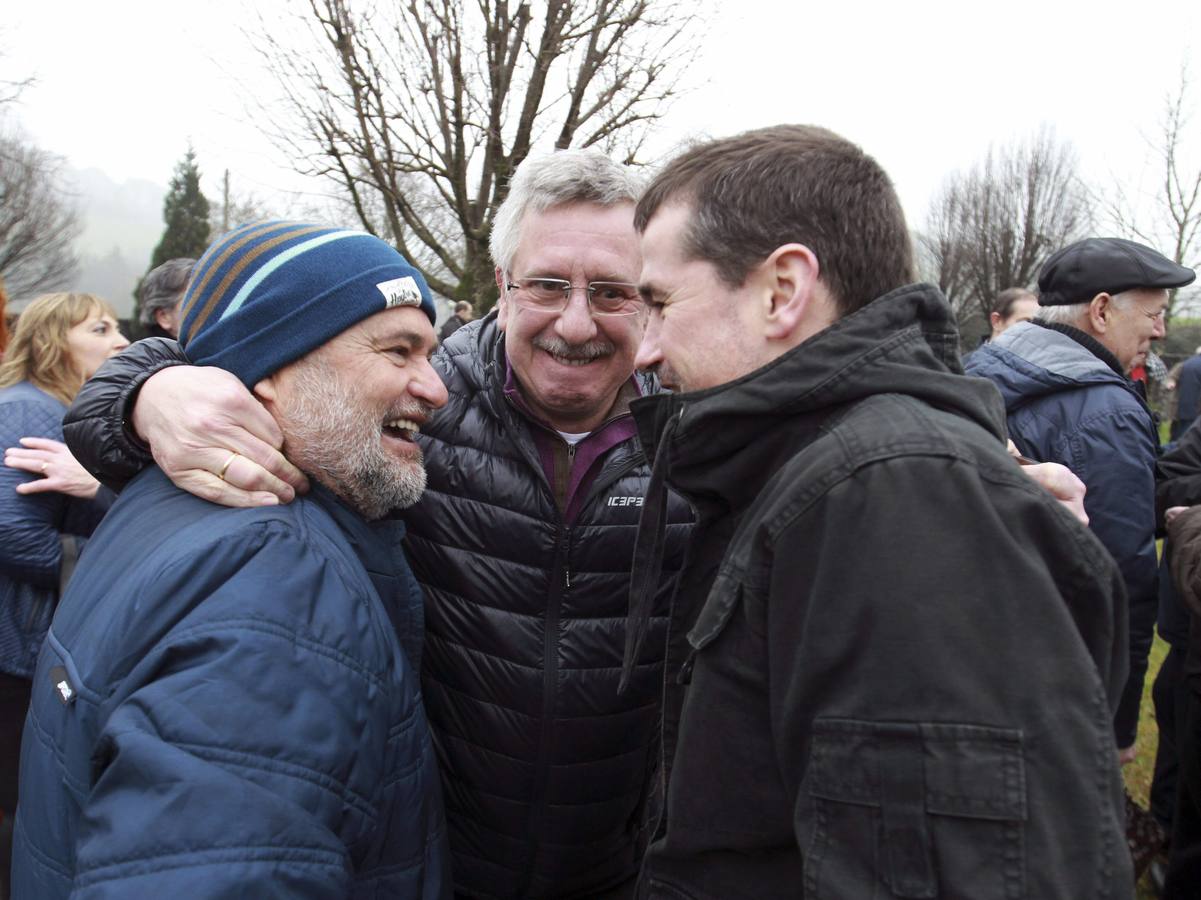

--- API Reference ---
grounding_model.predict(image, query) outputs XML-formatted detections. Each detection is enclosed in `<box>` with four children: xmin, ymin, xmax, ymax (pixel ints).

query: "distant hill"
<box><xmin>65</xmin><ymin>167</ymin><xmax>164</xmax><ymax>318</ymax></box>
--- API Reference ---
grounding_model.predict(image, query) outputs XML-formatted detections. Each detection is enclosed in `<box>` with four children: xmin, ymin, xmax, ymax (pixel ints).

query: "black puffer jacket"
<box><xmin>60</xmin><ymin>320</ymin><xmax>695</xmax><ymax>900</ymax></box>
<box><xmin>410</xmin><ymin>314</ymin><xmax>692</xmax><ymax>899</ymax></box>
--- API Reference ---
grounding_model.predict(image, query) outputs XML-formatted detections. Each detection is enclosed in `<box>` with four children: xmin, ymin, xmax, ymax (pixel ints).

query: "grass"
<box><xmin>1127</xmin><ymin>634</ymin><xmax>1169</xmax><ymax>899</ymax></box>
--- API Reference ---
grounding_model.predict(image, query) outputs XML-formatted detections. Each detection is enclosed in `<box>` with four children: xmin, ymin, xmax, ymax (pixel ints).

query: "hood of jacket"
<box><xmin>966</xmin><ymin>320</ymin><xmax>1134</xmax><ymax>414</ymax></box>
<box><xmin>631</xmin><ymin>282</ymin><xmax>1007</xmax><ymax>515</ymax></box>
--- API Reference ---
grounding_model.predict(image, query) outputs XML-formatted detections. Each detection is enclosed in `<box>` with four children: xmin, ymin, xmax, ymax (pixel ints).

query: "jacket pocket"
<box><xmin>801</xmin><ymin>719</ymin><xmax>1026</xmax><ymax>900</ymax></box>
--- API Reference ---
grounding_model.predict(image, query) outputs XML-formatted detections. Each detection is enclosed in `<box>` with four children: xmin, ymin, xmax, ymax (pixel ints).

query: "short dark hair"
<box><xmin>139</xmin><ymin>258</ymin><xmax>196</xmax><ymax>326</ymax></box>
<box><xmin>991</xmin><ymin>287</ymin><xmax>1036</xmax><ymax>319</ymax></box>
<box><xmin>634</xmin><ymin>125</ymin><xmax>914</xmax><ymax>317</ymax></box>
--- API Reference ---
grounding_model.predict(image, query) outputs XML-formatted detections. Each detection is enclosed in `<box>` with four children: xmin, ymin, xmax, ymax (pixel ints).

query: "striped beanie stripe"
<box><xmin>179</xmin><ymin>221</ymin><xmax>437</xmax><ymax>386</ymax></box>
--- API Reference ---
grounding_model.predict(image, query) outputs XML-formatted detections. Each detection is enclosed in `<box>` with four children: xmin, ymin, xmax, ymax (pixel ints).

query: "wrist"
<box><xmin>126</xmin><ymin>359</ymin><xmax>189</xmax><ymax>450</ymax></box>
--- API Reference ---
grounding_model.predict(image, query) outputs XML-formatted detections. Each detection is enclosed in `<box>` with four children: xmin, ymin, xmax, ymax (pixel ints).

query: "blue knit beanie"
<box><xmin>178</xmin><ymin>221</ymin><xmax>438</xmax><ymax>386</ymax></box>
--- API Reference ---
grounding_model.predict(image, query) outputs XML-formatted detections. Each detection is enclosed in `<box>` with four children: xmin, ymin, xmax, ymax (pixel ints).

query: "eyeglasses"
<box><xmin>505</xmin><ymin>275</ymin><xmax>644</xmax><ymax>317</ymax></box>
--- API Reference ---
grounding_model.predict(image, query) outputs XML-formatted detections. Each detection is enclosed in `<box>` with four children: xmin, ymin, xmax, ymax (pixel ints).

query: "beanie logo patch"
<box><xmin>377</xmin><ymin>276</ymin><xmax>423</xmax><ymax>309</ymax></box>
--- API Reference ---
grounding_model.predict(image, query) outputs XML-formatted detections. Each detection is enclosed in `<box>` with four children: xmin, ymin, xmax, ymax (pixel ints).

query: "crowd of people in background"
<box><xmin>0</xmin><ymin>126</ymin><xmax>1199</xmax><ymax>900</ymax></box>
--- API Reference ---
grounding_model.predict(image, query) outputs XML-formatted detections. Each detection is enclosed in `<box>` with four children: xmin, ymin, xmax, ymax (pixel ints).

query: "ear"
<box><xmin>989</xmin><ymin>311</ymin><xmax>1003</xmax><ymax>330</ymax></box>
<box><xmin>494</xmin><ymin>267</ymin><xmax>509</xmax><ymax>332</ymax></box>
<box><xmin>153</xmin><ymin>307</ymin><xmax>173</xmax><ymax>330</ymax></box>
<box><xmin>760</xmin><ymin>243</ymin><xmax>824</xmax><ymax>342</ymax></box>
<box><xmin>252</xmin><ymin>375</ymin><xmax>278</xmax><ymax>405</ymax></box>
<box><xmin>1087</xmin><ymin>293</ymin><xmax>1112</xmax><ymax>334</ymax></box>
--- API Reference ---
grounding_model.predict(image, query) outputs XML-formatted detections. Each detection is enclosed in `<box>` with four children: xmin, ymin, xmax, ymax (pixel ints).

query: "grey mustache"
<box><xmin>533</xmin><ymin>337</ymin><xmax>615</xmax><ymax>360</ymax></box>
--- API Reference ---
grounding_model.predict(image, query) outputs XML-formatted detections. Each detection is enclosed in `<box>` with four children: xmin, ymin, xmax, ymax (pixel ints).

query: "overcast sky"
<box><xmin>4</xmin><ymin>0</ymin><xmax>1199</xmax><ymax>235</ymax></box>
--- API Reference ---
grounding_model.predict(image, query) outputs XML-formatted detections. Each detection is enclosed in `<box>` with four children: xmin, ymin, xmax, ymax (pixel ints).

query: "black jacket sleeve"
<box><xmin>62</xmin><ymin>338</ymin><xmax>190</xmax><ymax>491</ymax></box>
<box><xmin>1157</xmin><ymin>421</ymin><xmax>1201</xmax><ymax>522</ymax></box>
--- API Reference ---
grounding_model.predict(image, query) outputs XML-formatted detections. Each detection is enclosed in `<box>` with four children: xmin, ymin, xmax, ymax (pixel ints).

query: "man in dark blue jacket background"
<box><xmin>13</xmin><ymin>222</ymin><xmax>452</xmax><ymax>898</ymax></box>
<box><xmin>968</xmin><ymin>237</ymin><xmax>1196</xmax><ymax>763</ymax></box>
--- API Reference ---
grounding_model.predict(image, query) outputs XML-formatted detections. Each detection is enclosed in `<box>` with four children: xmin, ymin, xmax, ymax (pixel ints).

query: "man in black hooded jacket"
<box><xmin>624</xmin><ymin>125</ymin><xmax>1132</xmax><ymax>898</ymax></box>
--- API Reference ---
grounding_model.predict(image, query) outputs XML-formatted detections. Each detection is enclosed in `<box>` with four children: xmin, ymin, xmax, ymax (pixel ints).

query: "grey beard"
<box><xmin>277</xmin><ymin>357</ymin><xmax>428</xmax><ymax>520</ymax></box>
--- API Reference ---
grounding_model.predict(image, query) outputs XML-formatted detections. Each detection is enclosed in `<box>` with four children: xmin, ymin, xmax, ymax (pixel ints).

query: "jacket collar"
<box><xmin>305</xmin><ymin>481</ymin><xmax>407</xmax><ymax>585</ymax></box>
<box><xmin>1033</xmin><ymin>320</ymin><xmax>1127</xmax><ymax>379</ymax></box>
<box><xmin>632</xmin><ymin>283</ymin><xmax>1004</xmax><ymax>515</ymax></box>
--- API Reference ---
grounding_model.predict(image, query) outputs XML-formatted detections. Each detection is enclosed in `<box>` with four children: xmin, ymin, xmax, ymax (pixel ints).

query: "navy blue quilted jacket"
<box><xmin>13</xmin><ymin>467</ymin><xmax>450</xmax><ymax>898</ymax></box>
<box><xmin>0</xmin><ymin>382</ymin><xmax>113</xmax><ymax>679</ymax></box>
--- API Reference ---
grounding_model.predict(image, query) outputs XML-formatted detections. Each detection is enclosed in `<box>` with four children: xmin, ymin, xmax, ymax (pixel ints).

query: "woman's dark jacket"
<box><xmin>0</xmin><ymin>382</ymin><xmax>113</xmax><ymax>679</ymax></box>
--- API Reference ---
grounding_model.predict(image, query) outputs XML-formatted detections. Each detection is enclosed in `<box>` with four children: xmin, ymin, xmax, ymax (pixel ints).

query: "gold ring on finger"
<box><xmin>217</xmin><ymin>452</ymin><xmax>240</xmax><ymax>481</ymax></box>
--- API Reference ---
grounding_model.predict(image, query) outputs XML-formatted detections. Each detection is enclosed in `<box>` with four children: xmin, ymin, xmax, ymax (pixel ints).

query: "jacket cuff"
<box><xmin>63</xmin><ymin>338</ymin><xmax>190</xmax><ymax>492</ymax></box>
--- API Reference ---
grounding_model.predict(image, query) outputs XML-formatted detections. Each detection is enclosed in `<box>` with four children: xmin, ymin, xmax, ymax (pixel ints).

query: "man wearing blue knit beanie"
<box><xmin>13</xmin><ymin>222</ymin><xmax>453</xmax><ymax>898</ymax></box>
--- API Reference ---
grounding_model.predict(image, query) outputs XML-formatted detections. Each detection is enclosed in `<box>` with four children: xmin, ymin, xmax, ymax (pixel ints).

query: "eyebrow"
<box><xmin>522</xmin><ymin>271</ymin><xmax>636</xmax><ymax>283</ymax></box>
<box><xmin>375</xmin><ymin>328</ymin><xmax>431</xmax><ymax>351</ymax></box>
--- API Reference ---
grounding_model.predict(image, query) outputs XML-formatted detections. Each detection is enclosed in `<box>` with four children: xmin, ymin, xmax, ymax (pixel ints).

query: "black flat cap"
<box><xmin>1038</xmin><ymin>237</ymin><xmax>1195</xmax><ymax>306</ymax></box>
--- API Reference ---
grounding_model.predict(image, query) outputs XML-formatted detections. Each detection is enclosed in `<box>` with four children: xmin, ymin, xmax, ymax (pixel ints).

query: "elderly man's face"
<box><xmin>265</xmin><ymin>306</ymin><xmax>449</xmax><ymax>519</ymax></box>
<box><xmin>635</xmin><ymin>202</ymin><xmax>766</xmax><ymax>393</ymax></box>
<box><xmin>1100</xmin><ymin>288</ymin><xmax>1169</xmax><ymax>373</ymax></box>
<box><xmin>496</xmin><ymin>201</ymin><xmax>644</xmax><ymax>432</ymax></box>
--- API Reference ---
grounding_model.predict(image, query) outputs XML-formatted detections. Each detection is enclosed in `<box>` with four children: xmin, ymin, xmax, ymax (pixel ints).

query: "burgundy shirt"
<box><xmin>503</xmin><ymin>363</ymin><xmax>641</xmax><ymax>524</ymax></box>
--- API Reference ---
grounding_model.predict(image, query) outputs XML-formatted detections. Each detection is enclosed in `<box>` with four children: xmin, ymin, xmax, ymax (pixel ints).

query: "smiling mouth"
<box><xmin>382</xmin><ymin>418</ymin><xmax>422</xmax><ymax>441</ymax></box>
<box><xmin>546</xmin><ymin>352</ymin><xmax>599</xmax><ymax>367</ymax></box>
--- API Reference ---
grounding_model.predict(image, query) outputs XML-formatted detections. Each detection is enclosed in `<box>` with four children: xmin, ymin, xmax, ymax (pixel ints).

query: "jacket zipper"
<box><xmin>517</xmin><ymin>525</ymin><xmax>571</xmax><ymax>897</ymax></box>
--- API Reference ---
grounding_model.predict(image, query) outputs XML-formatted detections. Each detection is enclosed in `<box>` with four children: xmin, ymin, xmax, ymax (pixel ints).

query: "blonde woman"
<box><xmin>0</xmin><ymin>293</ymin><xmax>127</xmax><ymax>843</ymax></box>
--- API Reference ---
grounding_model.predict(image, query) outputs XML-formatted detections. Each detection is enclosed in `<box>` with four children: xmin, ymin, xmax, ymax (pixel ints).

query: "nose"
<box><xmin>410</xmin><ymin>357</ymin><xmax>449</xmax><ymax>410</ymax></box>
<box><xmin>634</xmin><ymin>311</ymin><xmax>663</xmax><ymax>373</ymax></box>
<box><xmin>554</xmin><ymin>285</ymin><xmax>599</xmax><ymax>344</ymax></box>
<box><xmin>1152</xmin><ymin>315</ymin><xmax>1166</xmax><ymax>339</ymax></box>
<box><xmin>113</xmin><ymin>332</ymin><xmax>131</xmax><ymax>353</ymax></box>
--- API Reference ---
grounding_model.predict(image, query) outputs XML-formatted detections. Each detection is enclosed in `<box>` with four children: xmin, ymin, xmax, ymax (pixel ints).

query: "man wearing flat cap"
<box><xmin>968</xmin><ymin>237</ymin><xmax>1196</xmax><ymax>770</ymax></box>
<box><xmin>12</xmin><ymin>222</ymin><xmax>452</xmax><ymax>898</ymax></box>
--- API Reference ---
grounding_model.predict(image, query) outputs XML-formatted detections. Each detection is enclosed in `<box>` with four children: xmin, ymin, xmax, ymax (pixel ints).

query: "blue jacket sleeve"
<box><xmin>1052</xmin><ymin>403</ymin><xmax>1158</xmax><ymax>748</ymax></box>
<box><xmin>68</xmin><ymin>533</ymin><xmax>388</xmax><ymax>898</ymax></box>
<box><xmin>0</xmin><ymin>398</ymin><xmax>68</xmax><ymax>587</ymax></box>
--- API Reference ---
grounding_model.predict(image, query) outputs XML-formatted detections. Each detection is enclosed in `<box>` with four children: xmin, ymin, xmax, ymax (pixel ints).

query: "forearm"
<box><xmin>63</xmin><ymin>338</ymin><xmax>190</xmax><ymax>490</ymax></box>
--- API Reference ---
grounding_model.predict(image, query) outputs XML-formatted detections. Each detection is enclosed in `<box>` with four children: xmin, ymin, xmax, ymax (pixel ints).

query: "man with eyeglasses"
<box><xmin>57</xmin><ymin>152</ymin><xmax>693</xmax><ymax>900</ymax></box>
<box><xmin>968</xmin><ymin>238</ymin><xmax>1196</xmax><ymax>784</ymax></box>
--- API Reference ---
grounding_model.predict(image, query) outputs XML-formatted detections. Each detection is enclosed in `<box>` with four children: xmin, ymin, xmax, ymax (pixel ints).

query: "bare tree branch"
<box><xmin>0</xmin><ymin>127</ymin><xmax>80</xmax><ymax>299</ymax></box>
<box><xmin>250</xmin><ymin>0</ymin><xmax>698</xmax><ymax>310</ymax></box>
<box><xmin>1104</xmin><ymin>61</ymin><xmax>1201</xmax><ymax>320</ymax></box>
<box><xmin>918</xmin><ymin>128</ymin><xmax>1091</xmax><ymax>332</ymax></box>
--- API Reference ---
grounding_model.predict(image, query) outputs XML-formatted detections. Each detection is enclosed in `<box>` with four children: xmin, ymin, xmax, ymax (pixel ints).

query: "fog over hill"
<box><xmin>65</xmin><ymin>167</ymin><xmax>164</xmax><ymax>319</ymax></box>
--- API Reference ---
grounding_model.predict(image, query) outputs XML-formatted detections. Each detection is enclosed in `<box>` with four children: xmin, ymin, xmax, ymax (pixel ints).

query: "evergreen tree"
<box><xmin>135</xmin><ymin>149</ymin><xmax>211</xmax><ymax>333</ymax></box>
<box><xmin>150</xmin><ymin>148</ymin><xmax>211</xmax><ymax>268</ymax></box>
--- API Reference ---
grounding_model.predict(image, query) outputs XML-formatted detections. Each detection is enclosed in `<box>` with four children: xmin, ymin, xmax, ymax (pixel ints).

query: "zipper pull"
<box><xmin>565</xmin><ymin>569</ymin><xmax>572</xmax><ymax>589</ymax></box>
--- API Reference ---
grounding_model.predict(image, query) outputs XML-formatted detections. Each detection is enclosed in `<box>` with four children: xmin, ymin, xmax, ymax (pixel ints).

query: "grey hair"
<box><xmin>489</xmin><ymin>148</ymin><xmax>645</xmax><ymax>273</ymax></box>
<box><xmin>139</xmin><ymin>258</ymin><xmax>196</xmax><ymax>325</ymax></box>
<box><xmin>1037</xmin><ymin>289</ymin><xmax>1135</xmax><ymax>327</ymax></box>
